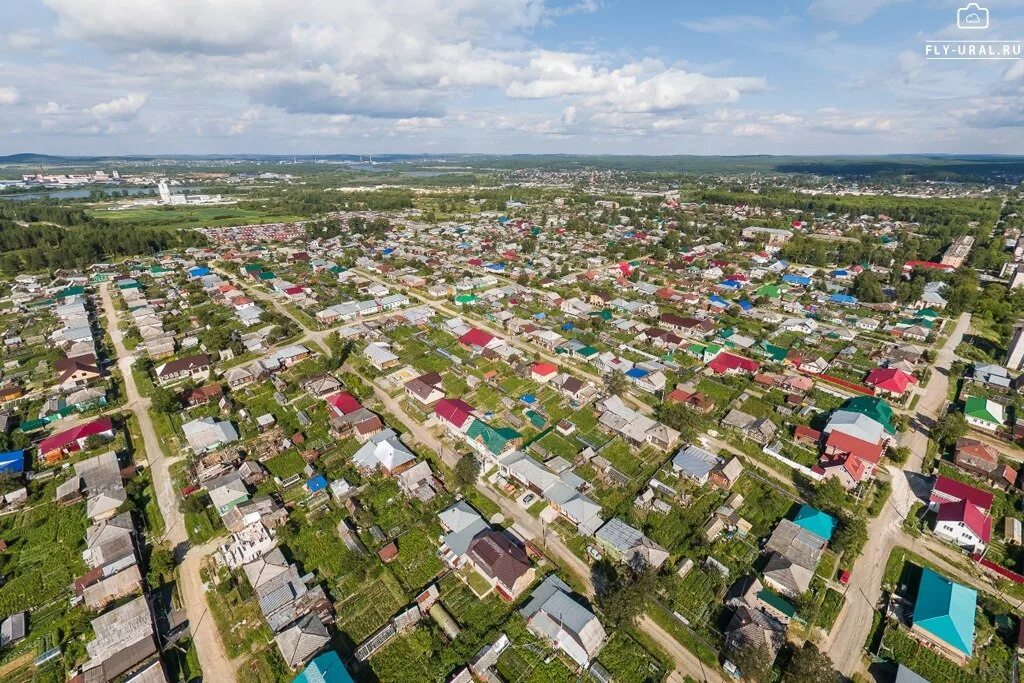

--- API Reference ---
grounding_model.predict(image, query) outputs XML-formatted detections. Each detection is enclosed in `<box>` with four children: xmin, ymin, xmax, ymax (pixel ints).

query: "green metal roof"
<box><xmin>577</xmin><ymin>346</ymin><xmax>599</xmax><ymax>357</ymax></box>
<box><xmin>842</xmin><ymin>396</ymin><xmax>896</xmax><ymax>435</ymax></box>
<box><xmin>757</xmin><ymin>589</ymin><xmax>798</xmax><ymax>618</ymax></box>
<box><xmin>912</xmin><ymin>568</ymin><xmax>977</xmax><ymax>656</ymax></box>
<box><xmin>964</xmin><ymin>396</ymin><xmax>1002</xmax><ymax>424</ymax></box>
<box><xmin>793</xmin><ymin>504</ymin><xmax>836</xmax><ymax>542</ymax></box>
<box><xmin>466</xmin><ymin>419</ymin><xmax>521</xmax><ymax>456</ymax></box>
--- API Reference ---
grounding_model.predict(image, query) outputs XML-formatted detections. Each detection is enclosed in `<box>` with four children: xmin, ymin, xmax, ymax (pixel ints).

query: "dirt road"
<box><xmin>99</xmin><ymin>283</ymin><xmax>237</xmax><ymax>682</ymax></box>
<box><xmin>824</xmin><ymin>313</ymin><xmax>971</xmax><ymax>676</ymax></box>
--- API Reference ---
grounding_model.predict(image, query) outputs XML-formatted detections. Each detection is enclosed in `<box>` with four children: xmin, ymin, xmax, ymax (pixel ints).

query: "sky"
<box><xmin>0</xmin><ymin>0</ymin><xmax>1022</xmax><ymax>156</ymax></box>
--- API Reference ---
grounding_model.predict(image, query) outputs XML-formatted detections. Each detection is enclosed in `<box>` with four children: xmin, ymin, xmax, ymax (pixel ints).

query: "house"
<box><xmin>671</xmin><ymin>444</ymin><xmax>720</xmax><ymax>485</ymax></box>
<box><xmin>404</xmin><ymin>372</ymin><xmax>445</xmax><ymax>406</ymax></box>
<box><xmin>520</xmin><ymin>575</ymin><xmax>606</xmax><ymax>668</ymax></box>
<box><xmin>438</xmin><ymin>501</ymin><xmax>490</xmax><ymax>568</ymax></box>
<box><xmin>38</xmin><ymin>417</ymin><xmax>115</xmax><ymax>464</ymax></box>
<box><xmin>206</xmin><ymin>471</ymin><xmax>250</xmax><ymax>516</ymax></box>
<box><xmin>596</xmin><ymin>395</ymin><xmax>680</xmax><ymax>451</ymax></box>
<box><xmin>910</xmin><ymin>568</ymin><xmax>977</xmax><ymax>662</ymax></box>
<box><xmin>275</xmin><ymin>613</ymin><xmax>331</xmax><ymax>670</ymax></box>
<box><xmin>56</xmin><ymin>355</ymin><xmax>102</xmax><ymax>388</ymax></box>
<box><xmin>530</xmin><ymin>362</ymin><xmax>558</xmax><ymax>383</ymax></box>
<box><xmin>710</xmin><ymin>458</ymin><xmax>744</xmax><ymax>489</ymax></box>
<box><xmin>594</xmin><ymin>518</ymin><xmax>669</xmax><ymax>569</ymax></box>
<box><xmin>708</xmin><ymin>352</ymin><xmax>760</xmax><ymax>376</ymax></box>
<box><xmin>83</xmin><ymin>595</ymin><xmax>158</xmax><ymax>681</ymax></box>
<box><xmin>954</xmin><ymin>438</ymin><xmax>1001</xmax><ymax>478</ymax></box>
<box><xmin>934</xmin><ymin>500</ymin><xmax>991</xmax><ymax>551</ymax></box>
<box><xmin>725</xmin><ymin>605</ymin><xmax>786</xmax><ymax>668</ymax></box>
<box><xmin>465</xmin><ymin>419</ymin><xmax>522</xmax><ymax>462</ymax></box>
<box><xmin>929</xmin><ymin>475</ymin><xmax>994</xmax><ymax>512</ymax></box>
<box><xmin>791</xmin><ymin>505</ymin><xmax>836</xmax><ymax>543</ymax></box>
<box><xmin>351</xmin><ymin>428</ymin><xmax>416</xmax><ymax>476</ymax></box>
<box><xmin>466</xmin><ymin>530</ymin><xmax>536</xmax><ymax>601</ymax></box>
<box><xmin>184</xmin><ymin>383</ymin><xmax>223</xmax><ymax>407</ymax></box>
<box><xmin>761</xmin><ymin>519</ymin><xmax>825</xmax><ymax>598</ymax></box>
<box><xmin>0</xmin><ymin>450</ymin><xmax>25</xmax><ymax>476</ymax></box>
<box><xmin>434</xmin><ymin>398</ymin><xmax>475</xmax><ymax>434</ymax></box>
<box><xmin>963</xmin><ymin>396</ymin><xmax>1004</xmax><ymax>432</ymax></box>
<box><xmin>722</xmin><ymin>410</ymin><xmax>777</xmax><ymax>445</ymax></box>
<box><xmin>293</xmin><ymin>651</ymin><xmax>355</xmax><ymax>683</ymax></box>
<box><xmin>182</xmin><ymin>417</ymin><xmax>239</xmax><ymax>453</ymax></box>
<box><xmin>865</xmin><ymin>367</ymin><xmax>916</xmax><ymax>397</ymax></box>
<box><xmin>364</xmin><ymin>343</ymin><xmax>400</xmax><ymax>371</ymax></box>
<box><xmin>154</xmin><ymin>354</ymin><xmax>211</xmax><ymax>385</ymax></box>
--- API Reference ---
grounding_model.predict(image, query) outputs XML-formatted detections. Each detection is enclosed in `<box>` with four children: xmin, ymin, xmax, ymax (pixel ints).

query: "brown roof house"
<box><xmin>154</xmin><ymin>354</ymin><xmax>211</xmax><ymax>385</ymax></box>
<box><xmin>404</xmin><ymin>371</ymin><xmax>446</xmax><ymax>406</ymax></box>
<box><xmin>466</xmin><ymin>530</ymin><xmax>536</xmax><ymax>602</ymax></box>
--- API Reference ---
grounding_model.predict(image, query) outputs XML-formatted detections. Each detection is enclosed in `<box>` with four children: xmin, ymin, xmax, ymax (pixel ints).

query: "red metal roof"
<box><xmin>39</xmin><ymin>417</ymin><xmax>113</xmax><ymax>454</ymax></box>
<box><xmin>435</xmin><ymin>398</ymin><xmax>475</xmax><ymax>429</ymax></box>
<box><xmin>825</xmin><ymin>429</ymin><xmax>883</xmax><ymax>464</ymax></box>
<box><xmin>458</xmin><ymin>328</ymin><xmax>495</xmax><ymax>348</ymax></box>
<box><xmin>931</xmin><ymin>475</ymin><xmax>994</xmax><ymax>511</ymax></box>
<box><xmin>865</xmin><ymin>367</ymin><xmax>916</xmax><ymax>394</ymax></box>
<box><xmin>708</xmin><ymin>352</ymin><xmax>760</xmax><ymax>375</ymax></box>
<box><xmin>937</xmin><ymin>499</ymin><xmax>992</xmax><ymax>542</ymax></box>
<box><xmin>325</xmin><ymin>391</ymin><xmax>361</xmax><ymax>415</ymax></box>
<box><xmin>531</xmin><ymin>362</ymin><xmax>557</xmax><ymax>377</ymax></box>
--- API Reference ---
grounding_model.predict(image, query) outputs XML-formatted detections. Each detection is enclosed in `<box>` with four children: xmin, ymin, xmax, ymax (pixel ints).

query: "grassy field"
<box><xmin>90</xmin><ymin>205</ymin><xmax>303</xmax><ymax>230</ymax></box>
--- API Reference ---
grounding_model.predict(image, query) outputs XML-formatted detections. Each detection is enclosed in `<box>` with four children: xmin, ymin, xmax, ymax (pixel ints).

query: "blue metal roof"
<box><xmin>293</xmin><ymin>651</ymin><xmax>354</xmax><ymax>683</ymax></box>
<box><xmin>912</xmin><ymin>568</ymin><xmax>977</xmax><ymax>656</ymax></box>
<box><xmin>625</xmin><ymin>367</ymin><xmax>649</xmax><ymax>378</ymax></box>
<box><xmin>792</xmin><ymin>504</ymin><xmax>836</xmax><ymax>542</ymax></box>
<box><xmin>0</xmin><ymin>450</ymin><xmax>25</xmax><ymax>474</ymax></box>
<box><xmin>782</xmin><ymin>274</ymin><xmax>811</xmax><ymax>286</ymax></box>
<box><xmin>306</xmin><ymin>475</ymin><xmax>328</xmax><ymax>493</ymax></box>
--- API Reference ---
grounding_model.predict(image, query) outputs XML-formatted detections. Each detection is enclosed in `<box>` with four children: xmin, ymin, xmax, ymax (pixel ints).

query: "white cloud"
<box><xmin>682</xmin><ymin>15</ymin><xmax>793</xmax><ymax>34</ymax></box>
<box><xmin>89</xmin><ymin>93</ymin><xmax>148</xmax><ymax>119</ymax></box>
<box><xmin>0</xmin><ymin>87</ymin><xmax>21</xmax><ymax>105</ymax></box>
<box><xmin>808</xmin><ymin>0</ymin><xmax>908</xmax><ymax>25</ymax></box>
<box><xmin>36</xmin><ymin>101</ymin><xmax>62</xmax><ymax>114</ymax></box>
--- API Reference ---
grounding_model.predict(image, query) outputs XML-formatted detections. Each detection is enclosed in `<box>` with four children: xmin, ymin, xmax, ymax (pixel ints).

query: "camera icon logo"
<box><xmin>957</xmin><ymin>3</ymin><xmax>989</xmax><ymax>29</ymax></box>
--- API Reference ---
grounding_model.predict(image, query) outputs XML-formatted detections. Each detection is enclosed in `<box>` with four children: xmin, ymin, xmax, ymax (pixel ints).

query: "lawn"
<box><xmin>732</xmin><ymin>473</ymin><xmax>796</xmax><ymax>537</ymax></box>
<box><xmin>389</xmin><ymin>526</ymin><xmax>445</xmax><ymax>592</ymax></box>
<box><xmin>597</xmin><ymin>632</ymin><xmax>664</xmax><ymax>683</ymax></box>
<box><xmin>0</xmin><ymin>497</ymin><xmax>89</xmax><ymax>615</ymax></box>
<box><xmin>92</xmin><ymin>205</ymin><xmax>303</xmax><ymax>230</ymax></box>
<box><xmin>335</xmin><ymin>570</ymin><xmax>407</xmax><ymax>642</ymax></box>
<box><xmin>262</xmin><ymin>451</ymin><xmax>307</xmax><ymax>480</ymax></box>
<box><xmin>815</xmin><ymin>588</ymin><xmax>845</xmax><ymax>632</ymax></box>
<box><xmin>534</xmin><ymin>431</ymin><xmax>580</xmax><ymax>460</ymax></box>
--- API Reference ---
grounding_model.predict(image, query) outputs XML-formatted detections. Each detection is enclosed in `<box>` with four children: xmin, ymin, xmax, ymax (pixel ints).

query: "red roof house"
<box><xmin>865</xmin><ymin>368</ymin><xmax>916</xmax><ymax>396</ymax></box>
<box><xmin>707</xmin><ymin>352</ymin><xmax>760</xmax><ymax>376</ymax></box>
<box><xmin>435</xmin><ymin>398</ymin><xmax>475</xmax><ymax>432</ymax></box>
<box><xmin>935</xmin><ymin>499</ymin><xmax>992</xmax><ymax>546</ymax></box>
<box><xmin>458</xmin><ymin>328</ymin><xmax>496</xmax><ymax>349</ymax></box>
<box><xmin>325</xmin><ymin>391</ymin><xmax>362</xmax><ymax>416</ymax></box>
<box><xmin>530</xmin><ymin>363</ymin><xmax>558</xmax><ymax>382</ymax></box>
<box><xmin>824</xmin><ymin>430</ymin><xmax>883</xmax><ymax>466</ymax></box>
<box><xmin>930</xmin><ymin>475</ymin><xmax>994</xmax><ymax>512</ymax></box>
<box><xmin>819</xmin><ymin>453</ymin><xmax>869</xmax><ymax>489</ymax></box>
<box><xmin>38</xmin><ymin>417</ymin><xmax>115</xmax><ymax>464</ymax></box>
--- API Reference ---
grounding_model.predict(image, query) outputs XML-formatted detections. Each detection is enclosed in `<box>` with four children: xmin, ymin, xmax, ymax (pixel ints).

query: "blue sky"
<box><xmin>0</xmin><ymin>0</ymin><xmax>1021</xmax><ymax>155</ymax></box>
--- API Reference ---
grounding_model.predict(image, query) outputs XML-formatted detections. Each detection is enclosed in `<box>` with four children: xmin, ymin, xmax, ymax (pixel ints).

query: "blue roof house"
<box><xmin>792</xmin><ymin>505</ymin><xmax>836</xmax><ymax>542</ymax></box>
<box><xmin>293</xmin><ymin>651</ymin><xmax>354</xmax><ymax>683</ymax></box>
<box><xmin>0</xmin><ymin>450</ymin><xmax>25</xmax><ymax>475</ymax></box>
<box><xmin>911</xmin><ymin>568</ymin><xmax>977</xmax><ymax>660</ymax></box>
<box><xmin>829</xmin><ymin>293</ymin><xmax>858</xmax><ymax>305</ymax></box>
<box><xmin>188</xmin><ymin>266</ymin><xmax>210</xmax><ymax>278</ymax></box>
<box><xmin>782</xmin><ymin>274</ymin><xmax>811</xmax><ymax>287</ymax></box>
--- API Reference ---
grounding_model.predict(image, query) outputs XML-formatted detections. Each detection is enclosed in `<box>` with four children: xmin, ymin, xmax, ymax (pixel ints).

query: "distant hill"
<box><xmin>2</xmin><ymin>152</ymin><xmax>1023</xmax><ymax>180</ymax></box>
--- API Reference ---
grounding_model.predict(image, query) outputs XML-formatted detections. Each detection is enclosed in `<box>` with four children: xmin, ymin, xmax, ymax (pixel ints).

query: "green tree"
<box><xmin>727</xmin><ymin>642</ymin><xmax>773</xmax><ymax>683</ymax></box>
<box><xmin>453</xmin><ymin>454</ymin><xmax>481</xmax><ymax>490</ymax></box>
<box><xmin>606</xmin><ymin>370</ymin><xmax>629</xmax><ymax>398</ymax></box>
<box><xmin>595</xmin><ymin>562</ymin><xmax>658</xmax><ymax>628</ymax></box>
<box><xmin>783</xmin><ymin>643</ymin><xmax>839</xmax><ymax>683</ymax></box>
<box><xmin>850</xmin><ymin>271</ymin><xmax>885</xmax><ymax>303</ymax></box>
<box><xmin>148</xmin><ymin>543</ymin><xmax>176</xmax><ymax>587</ymax></box>
<box><xmin>933</xmin><ymin>412</ymin><xmax>967</xmax><ymax>449</ymax></box>
<box><xmin>151</xmin><ymin>387</ymin><xmax>180</xmax><ymax>415</ymax></box>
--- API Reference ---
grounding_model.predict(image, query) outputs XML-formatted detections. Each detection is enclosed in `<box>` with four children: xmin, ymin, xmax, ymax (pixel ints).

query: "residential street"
<box><xmin>824</xmin><ymin>312</ymin><xmax>971</xmax><ymax>677</ymax></box>
<box><xmin>98</xmin><ymin>283</ymin><xmax>237</xmax><ymax>682</ymax></box>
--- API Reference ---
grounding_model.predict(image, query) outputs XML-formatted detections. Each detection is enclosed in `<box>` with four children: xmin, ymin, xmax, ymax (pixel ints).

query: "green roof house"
<box><xmin>293</xmin><ymin>651</ymin><xmax>354</xmax><ymax>683</ymax></box>
<box><xmin>964</xmin><ymin>396</ymin><xmax>1004</xmax><ymax>432</ymax></box>
<box><xmin>575</xmin><ymin>345</ymin><xmax>599</xmax><ymax>359</ymax></box>
<box><xmin>756</xmin><ymin>284</ymin><xmax>782</xmax><ymax>299</ymax></box>
<box><xmin>792</xmin><ymin>505</ymin><xmax>836</xmax><ymax>542</ymax></box>
<box><xmin>842</xmin><ymin>396</ymin><xmax>896</xmax><ymax>435</ymax></box>
<box><xmin>466</xmin><ymin>419</ymin><xmax>522</xmax><ymax>459</ymax></box>
<box><xmin>454</xmin><ymin>294</ymin><xmax>477</xmax><ymax>306</ymax></box>
<box><xmin>911</xmin><ymin>568</ymin><xmax>977</xmax><ymax>660</ymax></box>
<box><xmin>759</xmin><ymin>341</ymin><xmax>788</xmax><ymax>362</ymax></box>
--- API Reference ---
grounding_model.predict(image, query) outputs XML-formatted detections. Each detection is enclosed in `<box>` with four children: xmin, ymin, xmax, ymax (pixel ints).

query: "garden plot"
<box><xmin>335</xmin><ymin>570</ymin><xmax>407</xmax><ymax>643</ymax></box>
<box><xmin>388</xmin><ymin>526</ymin><xmax>445</xmax><ymax>592</ymax></box>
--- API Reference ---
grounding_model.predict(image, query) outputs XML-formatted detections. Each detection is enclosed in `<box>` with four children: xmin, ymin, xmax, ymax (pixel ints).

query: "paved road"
<box><xmin>99</xmin><ymin>283</ymin><xmax>237</xmax><ymax>682</ymax></box>
<box><xmin>824</xmin><ymin>312</ymin><xmax>971</xmax><ymax>677</ymax></box>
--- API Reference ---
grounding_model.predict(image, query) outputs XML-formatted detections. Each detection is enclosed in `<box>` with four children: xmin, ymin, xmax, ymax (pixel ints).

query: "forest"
<box><xmin>0</xmin><ymin>202</ymin><xmax>207</xmax><ymax>274</ymax></box>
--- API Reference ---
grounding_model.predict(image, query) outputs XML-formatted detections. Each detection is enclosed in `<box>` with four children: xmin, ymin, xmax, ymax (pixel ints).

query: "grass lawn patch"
<box><xmin>597</xmin><ymin>631</ymin><xmax>664</xmax><ymax>683</ymax></box>
<box><xmin>335</xmin><ymin>570</ymin><xmax>407</xmax><ymax>642</ymax></box>
<box><xmin>262</xmin><ymin>451</ymin><xmax>307</xmax><ymax>480</ymax></box>
<box><xmin>390</xmin><ymin>526</ymin><xmax>445</xmax><ymax>592</ymax></box>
